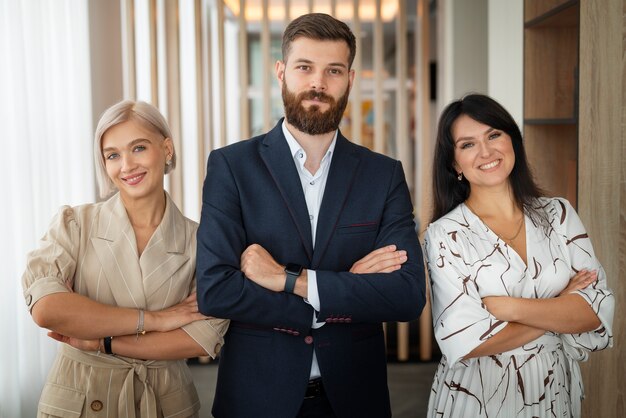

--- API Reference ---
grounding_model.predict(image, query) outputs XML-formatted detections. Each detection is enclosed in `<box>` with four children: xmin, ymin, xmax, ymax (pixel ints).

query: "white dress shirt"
<box><xmin>282</xmin><ymin>121</ymin><xmax>336</xmax><ymax>380</ymax></box>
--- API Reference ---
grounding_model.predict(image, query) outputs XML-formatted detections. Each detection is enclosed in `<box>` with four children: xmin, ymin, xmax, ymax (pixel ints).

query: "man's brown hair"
<box><xmin>282</xmin><ymin>13</ymin><xmax>357</xmax><ymax>68</ymax></box>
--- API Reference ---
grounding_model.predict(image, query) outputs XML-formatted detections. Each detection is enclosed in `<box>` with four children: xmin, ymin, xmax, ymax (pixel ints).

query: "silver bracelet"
<box><xmin>136</xmin><ymin>309</ymin><xmax>146</xmax><ymax>340</ymax></box>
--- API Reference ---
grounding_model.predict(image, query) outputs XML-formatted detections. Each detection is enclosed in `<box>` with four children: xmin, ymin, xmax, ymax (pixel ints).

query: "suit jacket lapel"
<box><xmin>259</xmin><ymin>120</ymin><xmax>314</xmax><ymax>261</ymax></box>
<box><xmin>90</xmin><ymin>193</ymin><xmax>147</xmax><ymax>308</ymax></box>
<box><xmin>311</xmin><ymin>134</ymin><xmax>360</xmax><ymax>268</ymax></box>
<box><xmin>140</xmin><ymin>192</ymin><xmax>190</xmax><ymax>299</ymax></box>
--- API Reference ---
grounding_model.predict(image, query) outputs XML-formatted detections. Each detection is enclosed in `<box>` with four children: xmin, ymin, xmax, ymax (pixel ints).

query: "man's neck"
<box><xmin>284</xmin><ymin>120</ymin><xmax>336</xmax><ymax>174</ymax></box>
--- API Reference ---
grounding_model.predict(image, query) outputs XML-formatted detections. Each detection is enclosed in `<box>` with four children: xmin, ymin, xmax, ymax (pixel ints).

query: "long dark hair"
<box><xmin>430</xmin><ymin>94</ymin><xmax>544</xmax><ymax>223</ymax></box>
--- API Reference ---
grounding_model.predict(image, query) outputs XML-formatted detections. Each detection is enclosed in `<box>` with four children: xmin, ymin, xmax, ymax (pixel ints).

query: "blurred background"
<box><xmin>0</xmin><ymin>0</ymin><xmax>623</xmax><ymax>416</ymax></box>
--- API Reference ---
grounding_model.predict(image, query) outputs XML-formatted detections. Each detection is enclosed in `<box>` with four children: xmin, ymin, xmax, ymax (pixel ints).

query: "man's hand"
<box><xmin>241</xmin><ymin>244</ymin><xmax>286</xmax><ymax>292</ymax></box>
<box><xmin>350</xmin><ymin>245</ymin><xmax>407</xmax><ymax>274</ymax></box>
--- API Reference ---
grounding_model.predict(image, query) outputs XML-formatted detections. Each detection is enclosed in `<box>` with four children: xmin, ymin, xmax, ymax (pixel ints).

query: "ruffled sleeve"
<box><xmin>550</xmin><ymin>198</ymin><xmax>614</xmax><ymax>359</ymax></box>
<box><xmin>22</xmin><ymin>206</ymin><xmax>78</xmax><ymax>311</ymax></box>
<box><xmin>425</xmin><ymin>222</ymin><xmax>507</xmax><ymax>366</ymax></box>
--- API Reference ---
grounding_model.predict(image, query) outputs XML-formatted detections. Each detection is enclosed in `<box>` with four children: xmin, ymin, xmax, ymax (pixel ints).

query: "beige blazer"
<box><xmin>22</xmin><ymin>192</ymin><xmax>229</xmax><ymax>418</ymax></box>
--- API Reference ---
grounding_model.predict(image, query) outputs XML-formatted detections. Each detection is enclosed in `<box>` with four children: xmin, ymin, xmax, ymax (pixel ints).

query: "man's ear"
<box><xmin>348</xmin><ymin>68</ymin><xmax>355</xmax><ymax>92</ymax></box>
<box><xmin>275</xmin><ymin>60</ymin><xmax>286</xmax><ymax>87</ymax></box>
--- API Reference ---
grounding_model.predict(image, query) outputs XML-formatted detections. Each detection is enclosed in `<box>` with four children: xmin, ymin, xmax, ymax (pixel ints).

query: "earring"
<box><xmin>457</xmin><ymin>172</ymin><xmax>463</xmax><ymax>181</ymax></box>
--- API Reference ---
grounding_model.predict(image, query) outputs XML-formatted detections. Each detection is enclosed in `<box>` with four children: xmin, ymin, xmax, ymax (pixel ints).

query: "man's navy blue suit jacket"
<box><xmin>196</xmin><ymin>119</ymin><xmax>426</xmax><ymax>418</ymax></box>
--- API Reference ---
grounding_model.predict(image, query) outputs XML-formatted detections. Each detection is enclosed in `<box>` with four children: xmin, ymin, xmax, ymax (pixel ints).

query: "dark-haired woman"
<box><xmin>424</xmin><ymin>94</ymin><xmax>614</xmax><ymax>417</ymax></box>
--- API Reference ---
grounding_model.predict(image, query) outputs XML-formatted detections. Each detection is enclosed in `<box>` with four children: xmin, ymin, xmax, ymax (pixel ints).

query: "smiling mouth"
<box><xmin>479</xmin><ymin>160</ymin><xmax>501</xmax><ymax>170</ymax></box>
<box><xmin>122</xmin><ymin>173</ymin><xmax>146</xmax><ymax>185</ymax></box>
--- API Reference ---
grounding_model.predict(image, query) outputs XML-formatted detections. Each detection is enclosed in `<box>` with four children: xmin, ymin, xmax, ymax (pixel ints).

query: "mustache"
<box><xmin>297</xmin><ymin>90</ymin><xmax>334</xmax><ymax>103</ymax></box>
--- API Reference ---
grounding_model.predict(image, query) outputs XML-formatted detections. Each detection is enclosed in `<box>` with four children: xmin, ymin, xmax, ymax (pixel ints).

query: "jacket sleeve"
<box><xmin>22</xmin><ymin>206</ymin><xmax>78</xmax><ymax>311</ymax></box>
<box><xmin>315</xmin><ymin>161</ymin><xmax>426</xmax><ymax>323</ymax></box>
<box><xmin>196</xmin><ymin>149</ymin><xmax>313</xmax><ymax>332</ymax></box>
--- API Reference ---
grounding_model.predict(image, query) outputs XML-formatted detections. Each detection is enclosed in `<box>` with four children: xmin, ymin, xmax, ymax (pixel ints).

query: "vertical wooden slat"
<box><xmin>284</xmin><ymin>0</ymin><xmax>291</xmax><ymax>24</ymax></box>
<box><xmin>330</xmin><ymin>0</ymin><xmax>336</xmax><ymax>16</ymax></box>
<box><xmin>396</xmin><ymin>0</ymin><xmax>410</xmax><ymax>184</ymax></box>
<box><xmin>163</xmin><ymin>0</ymin><xmax>183</xmax><ymax>209</ymax></box>
<box><xmin>216</xmin><ymin>0</ymin><xmax>227</xmax><ymax>147</ymax></box>
<box><xmin>373</xmin><ymin>0</ymin><xmax>384</xmax><ymax>153</ymax></box>
<box><xmin>578</xmin><ymin>0</ymin><xmax>625</xmax><ymax>416</ymax></box>
<box><xmin>201</xmin><ymin>0</ymin><xmax>214</xmax><ymax>155</ymax></box>
<box><xmin>308</xmin><ymin>0</ymin><xmax>313</xmax><ymax>13</ymax></box>
<box><xmin>261</xmin><ymin>0</ymin><xmax>271</xmax><ymax>131</ymax></box>
<box><xmin>121</xmin><ymin>0</ymin><xmax>137</xmax><ymax>99</ymax></box>
<box><xmin>194</xmin><ymin>0</ymin><xmax>206</xmax><ymax>213</ymax></box>
<box><xmin>350</xmin><ymin>0</ymin><xmax>362</xmax><ymax>145</ymax></box>
<box><xmin>148</xmin><ymin>0</ymin><xmax>158</xmax><ymax>105</ymax></box>
<box><xmin>395</xmin><ymin>0</ymin><xmax>410</xmax><ymax>362</ymax></box>
<box><xmin>239</xmin><ymin>0</ymin><xmax>250</xmax><ymax>139</ymax></box>
<box><xmin>416</xmin><ymin>0</ymin><xmax>432</xmax><ymax>362</ymax></box>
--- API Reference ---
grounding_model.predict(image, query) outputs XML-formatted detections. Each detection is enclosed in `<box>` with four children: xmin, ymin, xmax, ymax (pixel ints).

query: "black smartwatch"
<box><xmin>284</xmin><ymin>263</ymin><xmax>303</xmax><ymax>294</ymax></box>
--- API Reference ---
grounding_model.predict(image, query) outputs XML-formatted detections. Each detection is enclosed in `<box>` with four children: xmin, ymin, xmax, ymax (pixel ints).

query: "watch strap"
<box><xmin>284</xmin><ymin>271</ymin><xmax>298</xmax><ymax>294</ymax></box>
<box><xmin>104</xmin><ymin>336</ymin><xmax>114</xmax><ymax>354</ymax></box>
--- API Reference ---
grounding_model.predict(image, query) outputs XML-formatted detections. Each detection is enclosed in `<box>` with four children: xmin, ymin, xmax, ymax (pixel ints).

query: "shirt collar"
<box><xmin>281</xmin><ymin>120</ymin><xmax>337</xmax><ymax>163</ymax></box>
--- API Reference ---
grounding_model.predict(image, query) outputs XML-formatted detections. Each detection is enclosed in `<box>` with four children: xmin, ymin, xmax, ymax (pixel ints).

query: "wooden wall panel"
<box><xmin>578</xmin><ymin>0</ymin><xmax>625</xmax><ymax>416</ymax></box>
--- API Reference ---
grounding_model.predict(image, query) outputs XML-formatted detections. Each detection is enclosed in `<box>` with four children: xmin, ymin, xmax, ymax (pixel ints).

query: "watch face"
<box><xmin>285</xmin><ymin>263</ymin><xmax>303</xmax><ymax>275</ymax></box>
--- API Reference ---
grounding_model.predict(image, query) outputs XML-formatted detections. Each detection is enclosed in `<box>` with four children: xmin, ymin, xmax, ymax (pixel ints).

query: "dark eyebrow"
<box><xmin>292</xmin><ymin>58</ymin><xmax>348</xmax><ymax>69</ymax></box>
<box><xmin>454</xmin><ymin>127</ymin><xmax>495</xmax><ymax>144</ymax></box>
<box><xmin>102</xmin><ymin>138</ymin><xmax>151</xmax><ymax>153</ymax></box>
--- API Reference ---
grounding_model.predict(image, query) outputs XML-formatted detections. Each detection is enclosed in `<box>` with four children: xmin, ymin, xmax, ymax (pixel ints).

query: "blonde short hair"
<box><xmin>93</xmin><ymin>100</ymin><xmax>176</xmax><ymax>199</ymax></box>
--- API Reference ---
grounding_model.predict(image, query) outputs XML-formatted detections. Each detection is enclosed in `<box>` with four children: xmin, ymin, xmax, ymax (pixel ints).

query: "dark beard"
<box><xmin>282</xmin><ymin>84</ymin><xmax>349</xmax><ymax>135</ymax></box>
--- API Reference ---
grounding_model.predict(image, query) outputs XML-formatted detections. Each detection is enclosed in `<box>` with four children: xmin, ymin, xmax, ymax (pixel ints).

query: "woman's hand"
<box><xmin>47</xmin><ymin>331</ymin><xmax>100</xmax><ymax>352</ymax></box>
<box><xmin>482</xmin><ymin>296</ymin><xmax>515</xmax><ymax>321</ymax></box>
<box><xmin>350</xmin><ymin>245</ymin><xmax>407</xmax><ymax>274</ymax></box>
<box><xmin>559</xmin><ymin>270</ymin><xmax>597</xmax><ymax>296</ymax></box>
<box><xmin>146</xmin><ymin>293</ymin><xmax>208</xmax><ymax>333</ymax></box>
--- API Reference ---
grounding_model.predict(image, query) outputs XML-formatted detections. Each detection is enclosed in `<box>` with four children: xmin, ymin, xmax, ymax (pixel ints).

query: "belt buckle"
<box><xmin>305</xmin><ymin>379</ymin><xmax>322</xmax><ymax>399</ymax></box>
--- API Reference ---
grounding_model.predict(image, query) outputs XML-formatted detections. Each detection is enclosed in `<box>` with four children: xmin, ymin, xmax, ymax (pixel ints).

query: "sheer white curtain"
<box><xmin>0</xmin><ymin>1</ymin><xmax>94</xmax><ymax>416</ymax></box>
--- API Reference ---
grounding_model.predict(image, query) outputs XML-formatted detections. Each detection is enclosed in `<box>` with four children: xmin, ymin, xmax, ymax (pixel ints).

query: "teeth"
<box><xmin>125</xmin><ymin>174</ymin><xmax>143</xmax><ymax>182</ymax></box>
<box><xmin>480</xmin><ymin>160</ymin><xmax>500</xmax><ymax>170</ymax></box>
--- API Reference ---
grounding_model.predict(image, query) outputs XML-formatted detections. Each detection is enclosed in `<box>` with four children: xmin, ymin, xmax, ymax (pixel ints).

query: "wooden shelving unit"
<box><xmin>523</xmin><ymin>0</ymin><xmax>579</xmax><ymax>206</ymax></box>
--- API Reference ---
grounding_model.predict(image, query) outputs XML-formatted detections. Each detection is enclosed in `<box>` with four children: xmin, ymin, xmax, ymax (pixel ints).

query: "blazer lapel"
<box><xmin>90</xmin><ymin>193</ymin><xmax>147</xmax><ymax>309</ymax></box>
<box><xmin>259</xmin><ymin>120</ymin><xmax>314</xmax><ymax>261</ymax></box>
<box><xmin>140</xmin><ymin>193</ymin><xmax>190</xmax><ymax>299</ymax></box>
<box><xmin>311</xmin><ymin>134</ymin><xmax>361</xmax><ymax>268</ymax></box>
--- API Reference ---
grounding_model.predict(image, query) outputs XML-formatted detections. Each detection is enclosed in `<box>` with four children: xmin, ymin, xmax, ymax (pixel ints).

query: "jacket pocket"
<box><xmin>38</xmin><ymin>382</ymin><xmax>85</xmax><ymax>417</ymax></box>
<box><xmin>336</xmin><ymin>221</ymin><xmax>379</xmax><ymax>235</ymax></box>
<box><xmin>160</xmin><ymin>381</ymin><xmax>201</xmax><ymax>418</ymax></box>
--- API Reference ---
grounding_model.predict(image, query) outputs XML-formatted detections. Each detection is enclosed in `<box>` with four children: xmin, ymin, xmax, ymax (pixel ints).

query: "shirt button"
<box><xmin>309</xmin><ymin>215</ymin><xmax>314</xmax><ymax>220</ymax></box>
<box><xmin>305</xmin><ymin>336</ymin><xmax>314</xmax><ymax>344</ymax></box>
<box><xmin>91</xmin><ymin>400</ymin><xmax>103</xmax><ymax>412</ymax></box>
<box><xmin>310</xmin><ymin>181</ymin><xmax>315</xmax><ymax>185</ymax></box>
<box><xmin>298</xmin><ymin>153</ymin><xmax>304</xmax><ymax>159</ymax></box>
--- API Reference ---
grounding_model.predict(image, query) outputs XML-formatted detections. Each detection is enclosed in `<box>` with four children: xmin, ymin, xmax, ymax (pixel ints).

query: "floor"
<box><xmin>190</xmin><ymin>361</ymin><xmax>439</xmax><ymax>418</ymax></box>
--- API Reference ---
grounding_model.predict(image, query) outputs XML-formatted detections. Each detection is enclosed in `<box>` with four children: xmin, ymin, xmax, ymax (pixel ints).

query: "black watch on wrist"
<box><xmin>284</xmin><ymin>263</ymin><xmax>303</xmax><ymax>294</ymax></box>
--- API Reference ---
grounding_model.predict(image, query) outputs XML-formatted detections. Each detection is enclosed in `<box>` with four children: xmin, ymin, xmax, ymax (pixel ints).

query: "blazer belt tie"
<box><xmin>60</xmin><ymin>344</ymin><xmax>168</xmax><ymax>418</ymax></box>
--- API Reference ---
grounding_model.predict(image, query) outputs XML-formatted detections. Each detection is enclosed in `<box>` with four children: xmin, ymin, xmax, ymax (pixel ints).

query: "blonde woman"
<box><xmin>23</xmin><ymin>100</ymin><xmax>228</xmax><ymax>417</ymax></box>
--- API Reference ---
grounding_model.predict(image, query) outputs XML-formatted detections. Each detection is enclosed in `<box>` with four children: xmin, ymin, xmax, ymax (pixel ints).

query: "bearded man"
<box><xmin>196</xmin><ymin>13</ymin><xmax>425</xmax><ymax>418</ymax></box>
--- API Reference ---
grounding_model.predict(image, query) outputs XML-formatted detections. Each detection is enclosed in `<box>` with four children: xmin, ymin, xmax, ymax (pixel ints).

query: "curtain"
<box><xmin>0</xmin><ymin>1</ymin><xmax>94</xmax><ymax>416</ymax></box>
